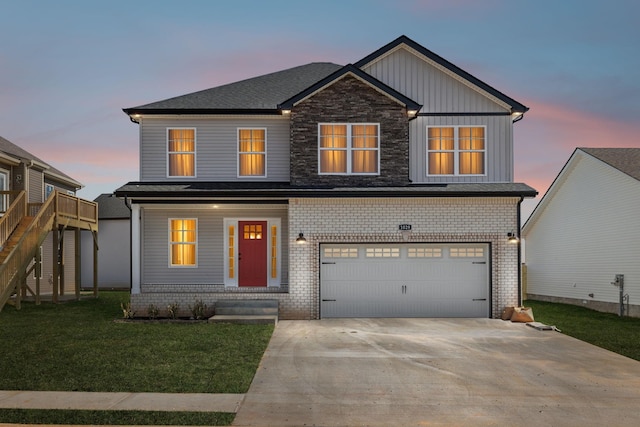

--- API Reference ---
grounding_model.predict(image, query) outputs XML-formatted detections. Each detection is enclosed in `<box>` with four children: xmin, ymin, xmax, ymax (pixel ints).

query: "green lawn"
<box><xmin>0</xmin><ymin>291</ymin><xmax>274</xmax><ymax>425</ymax></box>
<box><xmin>525</xmin><ymin>300</ymin><xmax>640</xmax><ymax>361</ymax></box>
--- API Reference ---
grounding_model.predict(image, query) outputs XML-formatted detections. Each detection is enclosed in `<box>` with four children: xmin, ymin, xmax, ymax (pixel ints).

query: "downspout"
<box><xmin>124</xmin><ymin>196</ymin><xmax>133</xmax><ymax>292</ymax></box>
<box><xmin>516</xmin><ymin>197</ymin><xmax>523</xmax><ymax>306</ymax></box>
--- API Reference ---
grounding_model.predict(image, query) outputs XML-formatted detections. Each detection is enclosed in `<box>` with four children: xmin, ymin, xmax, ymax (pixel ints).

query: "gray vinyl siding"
<box><xmin>409</xmin><ymin>115</ymin><xmax>513</xmax><ymax>183</ymax></box>
<box><xmin>28</xmin><ymin>168</ymin><xmax>43</xmax><ymax>203</ymax></box>
<box><xmin>141</xmin><ymin>205</ymin><xmax>289</xmax><ymax>285</ymax></box>
<box><xmin>139</xmin><ymin>116</ymin><xmax>290</xmax><ymax>181</ymax></box>
<box><xmin>362</xmin><ymin>47</ymin><xmax>509</xmax><ymax>114</ymax></box>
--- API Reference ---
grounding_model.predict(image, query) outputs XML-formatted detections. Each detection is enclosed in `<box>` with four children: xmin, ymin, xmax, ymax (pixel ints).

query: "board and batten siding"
<box><xmin>361</xmin><ymin>45</ymin><xmax>514</xmax><ymax>184</ymax></box>
<box><xmin>139</xmin><ymin>116</ymin><xmax>290</xmax><ymax>181</ymax></box>
<box><xmin>524</xmin><ymin>152</ymin><xmax>640</xmax><ymax>307</ymax></box>
<box><xmin>362</xmin><ymin>46</ymin><xmax>509</xmax><ymax>114</ymax></box>
<box><xmin>141</xmin><ymin>205</ymin><xmax>289</xmax><ymax>285</ymax></box>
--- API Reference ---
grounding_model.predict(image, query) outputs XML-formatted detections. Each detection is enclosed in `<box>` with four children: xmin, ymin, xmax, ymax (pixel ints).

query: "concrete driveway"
<box><xmin>233</xmin><ymin>318</ymin><xmax>640</xmax><ymax>426</ymax></box>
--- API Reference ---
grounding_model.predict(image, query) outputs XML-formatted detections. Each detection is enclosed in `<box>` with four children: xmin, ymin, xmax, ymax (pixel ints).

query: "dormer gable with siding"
<box><xmin>356</xmin><ymin>35</ymin><xmax>528</xmax><ymax>185</ymax></box>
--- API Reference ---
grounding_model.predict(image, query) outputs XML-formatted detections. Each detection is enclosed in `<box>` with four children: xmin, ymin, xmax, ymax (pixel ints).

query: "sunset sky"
<box><xmin>1</xmin><ymin>0</ymin><xmax>639</xmax><ymax>221</ymax></box>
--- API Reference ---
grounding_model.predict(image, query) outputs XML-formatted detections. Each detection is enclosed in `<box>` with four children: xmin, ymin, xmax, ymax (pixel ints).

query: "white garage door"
<box><xmin>320</xmin><ymin>243</ymin><xmax>490</xmax><ymax>318</ymax></box>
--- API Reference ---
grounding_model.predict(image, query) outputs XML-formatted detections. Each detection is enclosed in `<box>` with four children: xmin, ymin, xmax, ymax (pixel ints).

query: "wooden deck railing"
<box><xmin>0</xmin><ymin>191</ymin><xmax>26</xmax><ymax>249</ymax></box>
<box><xmin>56</xmin><ymin>193</ymin><xmax>98</xmax><ymax>225</ymax></box>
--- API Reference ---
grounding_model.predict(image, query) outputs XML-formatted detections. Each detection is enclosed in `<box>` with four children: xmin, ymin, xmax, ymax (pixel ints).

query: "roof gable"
<box><xmin>523</xmin><ymin>147</ymin><xmax>640</xmax><ymax>233</ymax></box>
<box><xmin>278</xmin><ymin>64</ymin><xmax>421</xmax><ymax>112</ymax></box>
<box><xmin>355</xmin><ymin>35</ymin><xmax>528</xmax><ymax>114</ymax></box>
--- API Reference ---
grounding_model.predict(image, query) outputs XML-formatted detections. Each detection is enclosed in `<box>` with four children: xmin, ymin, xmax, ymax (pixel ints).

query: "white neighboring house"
<box><xmin>522</xmin><ymin>148</ymin><xmax>640</xmax><ymax>317</ymax></box>
<box><xmin>81</xmin><ymin>193</ymin><xmax>130</xmax><ymax>289</ymax></box>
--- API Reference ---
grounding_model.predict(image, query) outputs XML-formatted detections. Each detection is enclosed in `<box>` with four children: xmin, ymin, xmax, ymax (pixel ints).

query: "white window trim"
<box><xmin>223</xmin><ymin>217</ymin><xmax>281</xmax><ymax>287</ymax></box>
<box><xmin>318</xmin><ymin>123</ymin><xmax>380</xmax><ymax>175</ymax></box>
<box><xmin>168</xmin><ymin>218</ymin><xmax>198</xmax><ymax>268</ymax></box>
<box><xmin>0</xmin><ymin>168</ymin><xmax>9</xmax><ymax>212</ymax></box>
<box><xmin>237</xmin><ymin>127</ymin><xmax>267</xmax><ymax>178</ymax></box>
<box><xmin>166</xmin><ymin>127</ymin><xmax>197</xmax><ymax>178</ymax></box>
<box><xmin>426</xmin><ymin>125</ymin><xmax>487</xmax><ymax>177</ymax></box>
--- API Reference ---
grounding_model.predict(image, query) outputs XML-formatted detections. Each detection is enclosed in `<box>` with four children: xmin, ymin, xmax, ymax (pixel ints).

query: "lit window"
<box><xmin>408</xmin><ymin>247</ymin><xmax>442</xmax><ymax>258</ymax></box>
<box><xmin>271</xmin><ymin>225</ymin><xmax>278</xmax><ymax>278</ymax></box>
<box><xmin>169</xmin><ymin>219</ymin><xmax>197</xmax><ymax>266</ymax></box>
<box><xmin>238</xmin><ymin>128</ymin><xmax>266</xmax><ymax>177</ymax></box>
<box><xmin>319</xmin><ymin>123</ymin><xmax>379</xmax><ymax>174</ymax></box>
<box><xmin>167</xmin><ymin>129</ymin><xmax>195</xmax><ymax>177</ymax></box>
<box><xmin>427</xmin><ymin>126</ymin><xmax>485</xmax><ymax>175</ymax></box>
<box><xmin>366</xmin><ymin>247</ymin><xmax>400</xmax><ymax>258</ymax></box>
<box><xmin>228</xmin><ymin>225</ymin><xmax>235</xmax><ymax>279</ymax></box>
<box><xmin>450</xmin><ymin>247</ymin><xmax>484</xmax><ymax>258</ymax></box>
<box><xmin>323</xmin><ymin>247</ymin><xmax>358</xmax><ymax>258</ymax></box>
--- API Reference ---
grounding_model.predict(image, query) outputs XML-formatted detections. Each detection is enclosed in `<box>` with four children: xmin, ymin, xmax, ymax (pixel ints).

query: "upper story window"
<box><xmin>238</xmin><ymin>128</ymin><xmax>266</xmax><ymax>177</ymax></box>
<box><xmin>169</xmin><ymin>218</ymin><xmax>197</xmax><ymax>267</ymax></box>
<box><xmin>167</xmin><ymin>128</ymin><xmax>195</xmax><ymax>177</ymax></box>
<box><xmin>427</xmin><ymin>126</ymin><xmax>485</xmax><ymax>175</ymax></box>
<box><xmin>319</xmin><ymin>123</ymin><xmax>379</xmax><ymax>175</ymax></box>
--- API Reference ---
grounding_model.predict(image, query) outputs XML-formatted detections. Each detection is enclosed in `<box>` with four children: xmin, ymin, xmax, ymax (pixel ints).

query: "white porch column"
<box><xmin>131</xmin><ymin>204</ymin><xmax>141</xmax><ymax>294</ymax></box>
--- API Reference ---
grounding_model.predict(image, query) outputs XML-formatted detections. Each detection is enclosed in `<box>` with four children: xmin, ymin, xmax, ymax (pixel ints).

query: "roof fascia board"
<box><xmin>128</xmin><ymin>113</ymin><xmax>289</xmax><ymax>121</ymax></box>
<box><xmin>356</xmin><ymin>36</ymin><xmax>527</xmax><ymax>113</ymax></box>
<box><xmin>123</xmin><ymin>108</ymin><xmax>281</xmax><ymax>116</ymax></box>
<box><xmin>0</xmin><ymin>152</ymin><xmax>21</xmax><ymax>166</ymax></box>
<box><xmin>44</xmin><ymin>170</ymin><xmax>83</xmax><ymax>189</ymax></box>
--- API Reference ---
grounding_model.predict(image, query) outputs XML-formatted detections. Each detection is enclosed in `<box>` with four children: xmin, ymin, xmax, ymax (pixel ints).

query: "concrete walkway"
<box><xmin>0</xmin><ymin>390</ymin><xmax>243</xmax><ymax>413</ymax></box>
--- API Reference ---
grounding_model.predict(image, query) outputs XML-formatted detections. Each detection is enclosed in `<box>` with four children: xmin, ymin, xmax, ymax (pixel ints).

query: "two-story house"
<box><xmin>115</xmin><ymin>36</ymin><xmax>536</xmax><ymax>319</ymax></box>
<box><xmin>0</xmin><ymin>135</ymin><xmax>98</xmax><ymax>310</ymax></box>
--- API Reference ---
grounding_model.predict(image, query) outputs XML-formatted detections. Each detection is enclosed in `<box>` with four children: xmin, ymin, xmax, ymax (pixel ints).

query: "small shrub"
<box><xmin>189</xmin><ymin>299</ymin><xmax>207</xmax><ymax>320</ymax></box>
<box><xmin>147</xmin><ymin>304</ymin><xmax>159</xmax><ymax>320</ymax></box>
<box><xmin>120</xmin><ymin>302</ymin><xmax>135</xmax><ymax>319</ymax></box>
<box><xmin>167</xmin><ymin>302</ymin><xmax>179</xmax><ymax>319</ymax></box>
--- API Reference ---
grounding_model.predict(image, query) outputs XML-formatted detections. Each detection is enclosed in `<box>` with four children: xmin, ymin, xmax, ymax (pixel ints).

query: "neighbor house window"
<box><xmin>238</xmin><ymin>128</ymin><xmax>266</xmax><ymax>177</ymax></box>
<box><xmin>167</xmin><ymin>128</ymin><xmax>195</xmax><ymax>177</ymax></box>
<box><xmin>427</xmin><ymin>126</ymin><xmax>485</xmax><ymax>175</ymax></box>
<box><xmin>319</xmin><ymin>123</ymin><xmax>379</xmax><ymax>174</ymax></box>
<box><xmin>45</xmin><ymin>184</ymin><xmax>55</xmax><ymax>199</ymax></box>
<box><xmin>169</xmin><ymin>219</ymin><xmax>197</xmax><ymax>267</ymax></box>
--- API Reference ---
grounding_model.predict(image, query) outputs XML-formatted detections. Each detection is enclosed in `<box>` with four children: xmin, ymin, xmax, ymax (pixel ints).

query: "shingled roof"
<box><xmin>0</xmin><ymin>135</ymin><xmax>82</xmax><ymax>188</ymax></box>
<box><xmin>580</xmin><ymin>148</ymin><xmax>640</xmax><ymax>182</ymax></box>
<box><xmin>123</xmin><ymin>62</ymin><xmax>343</xmax><ymax>115</ymax></box>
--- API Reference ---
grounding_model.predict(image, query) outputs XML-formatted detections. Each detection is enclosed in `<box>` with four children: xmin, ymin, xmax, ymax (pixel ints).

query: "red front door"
<box><xmin>238</xmin><ymin>221</ymin><xmax>268</xmax><ymax>287</ymax></box>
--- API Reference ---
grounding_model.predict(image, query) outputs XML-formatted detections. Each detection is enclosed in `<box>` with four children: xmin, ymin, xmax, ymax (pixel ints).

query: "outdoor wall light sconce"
<box><xmin>507</xmin><ymin>232</ymin><xmax>519</xmax><ymax>243</ymax></box>
<box><xmin>296</xmin><ymin>232</ymin><xmax>307</xmax><ymax>244</ymax></box>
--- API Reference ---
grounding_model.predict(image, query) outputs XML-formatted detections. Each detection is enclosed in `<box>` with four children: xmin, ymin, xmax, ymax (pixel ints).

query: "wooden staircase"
<box><xmin>0</xmin><ymin>217</ymin><xmax>33</xmax><ymax>263</ymax></box>
<box><xmin>0</xmin><ymin>190</ymin><xmax>98</xmax><ymax>311</ymax></box>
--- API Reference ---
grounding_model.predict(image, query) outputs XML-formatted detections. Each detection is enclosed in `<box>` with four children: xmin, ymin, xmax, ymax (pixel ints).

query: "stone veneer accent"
<box><xmin>289</xmin><ymin>75</ymin><xmax>410</xmax><ymax>187</ymax></box>
<box><xmin>130</xmin><ymin>197</ymin><xmax>521</xmax><ymax>320</ymax></box>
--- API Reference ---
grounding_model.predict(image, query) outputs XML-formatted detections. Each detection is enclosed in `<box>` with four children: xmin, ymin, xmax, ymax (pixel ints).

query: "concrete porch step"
<box><xmin>209</xmin><ymin>299</ymin><xmax>279</xmax><ymax>324</ymax></box>
<box><xmin>208</xmin><ymin>314</ymin><xmax>278</xmax><ymax>325</ymax></box>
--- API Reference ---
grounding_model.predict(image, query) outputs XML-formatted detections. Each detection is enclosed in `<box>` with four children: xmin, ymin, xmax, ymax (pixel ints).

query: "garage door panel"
<box><xmin>320</xmin><ymin>243</ymin><xmax>489</xmax><ymax>318</ymax></box>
